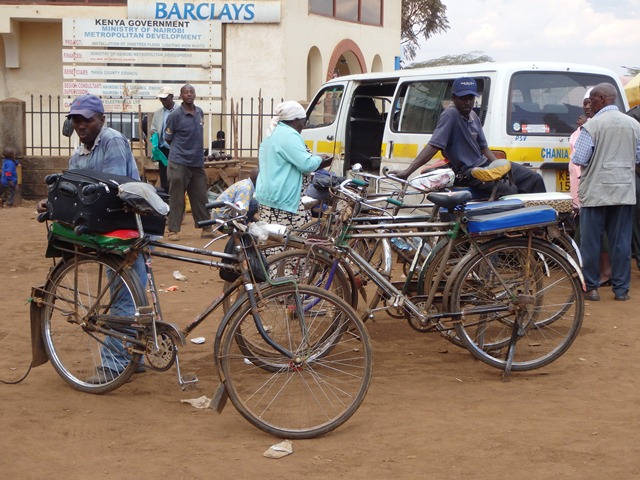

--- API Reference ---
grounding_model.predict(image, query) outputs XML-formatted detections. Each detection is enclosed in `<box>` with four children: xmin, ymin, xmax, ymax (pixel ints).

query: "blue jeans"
<box><xmin>580</xmin><ymin>205</ymin><xmax>633</xmax><ymax>297</ymax></box>
<box><xmin>101</xmin><ymin>254</ymin><xmax>147</xmax><ymax>373</ymax></box>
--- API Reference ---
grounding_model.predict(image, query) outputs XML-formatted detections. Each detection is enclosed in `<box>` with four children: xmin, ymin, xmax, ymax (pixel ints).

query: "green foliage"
<box><xmin>407</xmin><ymin>51</ymin><xmax>495</xmax><ymax>69</ymax></box>
<box><xmin>402</xmin><ymin>0</ymin><xmax>449</xmax><ymax>61</ymax></box>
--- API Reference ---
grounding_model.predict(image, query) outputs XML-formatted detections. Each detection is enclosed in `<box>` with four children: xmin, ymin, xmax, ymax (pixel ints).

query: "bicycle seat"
<box><xmin>470</xmin><ymin>159</ymin><xmax>511</xmax><ymax>182</ymax></box>
<box><xmin>426</xmin><ymin>190</ymin><xmax>472</xmax><ymax>210</ymax></box>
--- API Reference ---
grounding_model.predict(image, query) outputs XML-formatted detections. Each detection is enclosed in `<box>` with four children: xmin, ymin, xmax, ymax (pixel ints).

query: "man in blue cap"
<box><xmin>37</xmin><ymin>94</ymin><xmax>146</xmax><ymax>384</ymax></box>
<box><xmin>66</xmin><ymin>94</ymin><xmax>140</xmax><ymax>179</ymax></box>
<box><xmin>392</xmin><ymin>77</ymin><xmax>546</xmax><ymax>196</ymax></box>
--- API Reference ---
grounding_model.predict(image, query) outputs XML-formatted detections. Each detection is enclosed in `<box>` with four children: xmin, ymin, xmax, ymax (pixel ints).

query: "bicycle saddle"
<box><xmin>427</xmin><ymin>190</ymin><xmax>472</xmax><ymax>210</ymax></box>
<box><xmin>470</xmin><ymin>159</ymin><xmax>511</xmax><ymax>182</ymax></box>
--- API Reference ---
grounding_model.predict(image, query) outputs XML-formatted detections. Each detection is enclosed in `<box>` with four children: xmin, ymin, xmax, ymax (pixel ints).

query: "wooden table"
<box><xmin>144</xmin><ymin>159</ymin><xmax>244</xmax><ymax>189</ymax></box>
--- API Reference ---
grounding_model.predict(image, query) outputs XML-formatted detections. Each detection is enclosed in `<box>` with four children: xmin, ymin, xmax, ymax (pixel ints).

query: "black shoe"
<box><xmin>585</xmin><ymin>290</ymin><xmax>600</xmax><ymax>301</ymax></box>
<box><xmin>614</xmin><ymin>294</ymin><xmax>630</xmax><ymax>301</ymax></box>
<box><xmin>85</xmin><ymin>366</ymin><xmax>120</xmax><ymax>384</ymax></box>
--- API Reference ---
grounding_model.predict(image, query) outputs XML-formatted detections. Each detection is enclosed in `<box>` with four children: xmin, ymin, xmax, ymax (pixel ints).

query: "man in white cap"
<box><xmin>149</xmin><ymin>85</ymin><xmax>177</xmax><ymax>193</ymax></box>
<box><xmin>255</xmin><ymin>101</ymin><xmax>332</xmax><ymax>224</ymax></box>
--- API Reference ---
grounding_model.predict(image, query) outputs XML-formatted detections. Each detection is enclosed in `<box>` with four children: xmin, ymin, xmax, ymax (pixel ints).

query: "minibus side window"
<box><xmin>392</xmin><ymin>78</ymin><xmax>487</xmax><ymax>133</ymax></box>
<box><xmin>507</xmin><ymin>72</ymin><xmax>626</xmax><ymax>136</ymax></box>
<box><xmin>305</xmin><ymin>86</ymin><xmax>344</xmax><ymax>129</ymax></box>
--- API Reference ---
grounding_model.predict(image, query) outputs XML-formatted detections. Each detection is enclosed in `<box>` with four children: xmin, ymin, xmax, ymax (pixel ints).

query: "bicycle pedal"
<box><xmin>179</xmin><ymin>373</ymin><xmax>199</xmax><ymax>390</ymax></box>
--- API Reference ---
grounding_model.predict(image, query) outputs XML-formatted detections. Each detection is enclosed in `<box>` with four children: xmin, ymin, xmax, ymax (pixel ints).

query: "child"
<box><xmin>1</xmin><ymin>147</ymin><xmax>18</xmax><ymax>207</ymax></box>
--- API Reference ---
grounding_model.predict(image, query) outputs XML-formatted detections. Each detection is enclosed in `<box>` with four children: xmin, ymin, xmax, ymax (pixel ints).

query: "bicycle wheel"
<box><xmin>347</xmin><ymin>236</ymin><xmax>391</xmax><ymax>313</ymax></box>
<box><xmin>409</xmin><ymin>238</ymin><xmax>471</xmax><ymax>340</ymax></box>
<box><xmin>448</xmin><ymin>238</ymin><xmax>583</xmax><ymax>371</ymax></box>
<box><xmin>39</xmin><ymin>255</ymin><xmax>147</xmax><ymax>393</ymax></box>
<box><xmin>267</xmin><ymin>248</ymin><xmax>358</xmax><ymax>308</ymax></box>
<box><xmin>218</xmin><ymin>284</ymin><xmax>373</xmax><ymax>439</ymax></box>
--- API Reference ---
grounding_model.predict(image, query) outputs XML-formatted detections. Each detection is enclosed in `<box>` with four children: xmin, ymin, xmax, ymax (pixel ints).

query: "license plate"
<box><xmin>556</xmin><ymin>170</ymin><xmax>570</xmax><ymax>192</ymax></box>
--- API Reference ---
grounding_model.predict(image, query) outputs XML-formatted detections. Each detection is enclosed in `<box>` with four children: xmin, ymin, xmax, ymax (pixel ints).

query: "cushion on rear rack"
<box><xmin>440</xmin><ymin>198</ymin><xmax>524</xmax><ymax>222</ymax></box>
<box><xmin>462</xmin><ymin>198</ymin><xmax>525</xmax><ymax>218</ymax></box>
<box><xmin>465</xmin><ymin>205</ymin><xmax>557</xmax><ymax>236</ymax></box>
<box><xmin>500</xmin><ymin>192</ymin><xmax>573</xmax><ymax>213</ymax></box>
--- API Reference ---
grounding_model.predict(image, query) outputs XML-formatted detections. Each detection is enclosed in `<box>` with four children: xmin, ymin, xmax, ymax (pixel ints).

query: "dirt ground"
<box><xmin>1</xmin><ymin>202</ymin><xmax>640</xmax><ymax>480</ymax></box>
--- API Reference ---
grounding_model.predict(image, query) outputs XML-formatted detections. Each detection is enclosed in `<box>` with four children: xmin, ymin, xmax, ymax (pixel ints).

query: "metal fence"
<box><xmin>25</xmin><ymin>95</ymin><xmax>284</xmax><ymax>159</ymax></box>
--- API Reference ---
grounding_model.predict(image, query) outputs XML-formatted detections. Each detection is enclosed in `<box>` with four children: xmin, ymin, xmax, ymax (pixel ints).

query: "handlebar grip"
<box><xmin>197</xmin><ymin>219</ymin><xmax>217</xmax><ymax>228</ymax></box>
<box><xmin>36</xmin><ymin>211</ymin><xmax>50</xmax><ymax>223</ymax></box>
<box><xmin>386</xmin><ymin>198</ymin><xmax>403</xmax><ymax>206</ymax></box>
<box><xmin>204</xmin><ymin>201</ymin><xmax>226</xmax><ymax>210</ymax></box>
<box><xmin>350</xmin><ymin>178</ymin><xmax>368</xmax><ymax>187</ymax></box>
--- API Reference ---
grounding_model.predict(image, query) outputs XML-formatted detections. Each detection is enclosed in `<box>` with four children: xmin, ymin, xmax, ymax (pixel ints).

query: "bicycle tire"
<box><xmin>348</xmin><ymin>236</ymin><xmax>392</xmax><ymax>313</ymax></box>
<box><xmin>219</xmin><ymin>284</ymin><xmax>373</xmax><ymax>439</ymax></box>
<box><xmin>39</xmin><ymin>255</ymin><xmax>147</xmax><ymax>393</ymax></box>
<box><xmin>266</xmin><ymin>248</ymin><xmax>357</xmax><ymax>307</ymax></box>
<box><xmin>447</xmin><ymin>238</ymin><xmax>583</xmax><ymax>371</ymax></box>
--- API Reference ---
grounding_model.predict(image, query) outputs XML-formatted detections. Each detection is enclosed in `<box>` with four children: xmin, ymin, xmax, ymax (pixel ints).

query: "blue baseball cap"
<box><xmin>452</xmin><ymin>77</ymin><xmax>478</xmax><ymax>97</ymax></box>
<box><xmin>68</xmin><ymin>94</ymin><xmax>104</xmax><ymax>118</ymax></box>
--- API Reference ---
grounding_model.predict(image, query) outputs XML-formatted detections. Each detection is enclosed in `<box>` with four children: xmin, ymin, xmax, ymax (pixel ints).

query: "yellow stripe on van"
<box><xmin>311</xmin><ymin>140</ymin><xmax>340</xmax><ymax>155</ymax></box>
<box><xmin>392</xmin><ymin>143</ymin><xmax>419</xmax><ymax>158</ymax></box>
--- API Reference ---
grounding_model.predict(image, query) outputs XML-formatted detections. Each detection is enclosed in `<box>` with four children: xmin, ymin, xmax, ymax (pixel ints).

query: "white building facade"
<box><xmin>0</xmin><ymin>0</ymin><xmax>401</xmax><ymax>153</ymax></box>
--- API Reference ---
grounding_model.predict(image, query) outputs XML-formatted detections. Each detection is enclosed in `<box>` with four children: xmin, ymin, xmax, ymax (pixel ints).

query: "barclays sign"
<box><xmin>128</xmin><ymin>1</ymin><xmax>281</xmax><ymax>23</ymax></box>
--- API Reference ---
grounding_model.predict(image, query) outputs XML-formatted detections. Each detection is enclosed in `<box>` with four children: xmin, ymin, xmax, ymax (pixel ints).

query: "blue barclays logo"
<box><xmin>155</xmin><ymin>2</ymin><xmax>256</xmax><ymax>21</ymax></box>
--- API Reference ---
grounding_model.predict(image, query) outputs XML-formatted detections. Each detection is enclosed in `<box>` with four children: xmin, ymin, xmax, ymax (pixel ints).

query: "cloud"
<box><xmin>414</xmin><ymin>0</ymin><xmax>639</xmax><ymax>75</ymax></box>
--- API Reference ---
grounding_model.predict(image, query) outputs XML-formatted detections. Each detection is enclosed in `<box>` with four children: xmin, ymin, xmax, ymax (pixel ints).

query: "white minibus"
<box><xmin>302</xmin><ymin>62</ymin><xmax>628</xmax><ymax>192</ymax></box>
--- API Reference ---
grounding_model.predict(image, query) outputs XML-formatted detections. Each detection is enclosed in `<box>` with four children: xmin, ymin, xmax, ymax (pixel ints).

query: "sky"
<box><xmin>412</xmin><ymin>0</ymin><xmax>640</xmax><ymax>78</ymax></box>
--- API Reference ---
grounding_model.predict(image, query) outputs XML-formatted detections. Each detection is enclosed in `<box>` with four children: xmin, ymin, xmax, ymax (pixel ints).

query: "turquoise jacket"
<box><xmin>256</xmin><ymin>122</ymin><xmax>321</xmax><ymax>213</ymax></box>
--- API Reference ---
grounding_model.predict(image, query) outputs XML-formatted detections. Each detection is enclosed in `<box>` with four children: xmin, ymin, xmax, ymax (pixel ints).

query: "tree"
<box><xmin>402</xmin><ymin>0</ymin><xmax>450</xmax><ymax>61</ymax></box>
<box><xmin>621</xmin><ymin>66</ymin><xmax>640</xmax><ymax>77</ymax></box>
<box><xmin>408</xmin><ymin>51</ymin><xmax>495</xmax><ymax>69</ymax></box>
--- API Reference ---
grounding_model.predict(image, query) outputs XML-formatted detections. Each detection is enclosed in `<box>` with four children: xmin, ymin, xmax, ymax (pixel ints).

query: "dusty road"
<box><xmin>1</xmin><ymin>203</ymin><xmax>639</xmax><ymax>480</ymax></box>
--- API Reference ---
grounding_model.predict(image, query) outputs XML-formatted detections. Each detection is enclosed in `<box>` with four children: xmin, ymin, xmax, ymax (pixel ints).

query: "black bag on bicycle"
<box><xmin>44</xmin><ymin>169</ymin><xmax>166</xmax><ymax>235</ymax></box>
<box><xmin>219</xmin><ymin>233</ymin><xmax>268</xmax><ymax>283</ymax></box>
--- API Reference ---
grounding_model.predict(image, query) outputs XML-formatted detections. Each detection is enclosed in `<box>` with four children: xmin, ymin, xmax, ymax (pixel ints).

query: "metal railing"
<box><xmin>25</xmin><ymin>95</ymin><xmax>283</xmax><ymax>159</ymax></box>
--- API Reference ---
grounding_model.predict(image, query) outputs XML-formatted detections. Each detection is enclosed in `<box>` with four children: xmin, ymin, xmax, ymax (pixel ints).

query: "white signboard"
<box><xmin>63</xmin><ymin>82</ymin><xmax>222</xmax><ymax>100</ymax></box>
<box><xmin>63</xmin><ymin>18</ymin><xmax>220</xmax><ymax>49</ymax></box>
<box><xmin>62</xmin><ymin>49</ymin><xmax>221</xmax><ymax>66</ymax></box>
<box><xmin>62</xmin><ymin>97</ymin><xmax>223</xmax><ymax>114</ymax></box>
<box><xmin>63</xmin><ymin>65</ymin><xmax>221</xmax><ymax>83</ymax></box>
<box><xmin>128</xmin><ymin>1</ymin><xmax>281</xmax><ymax>23</ymax></box>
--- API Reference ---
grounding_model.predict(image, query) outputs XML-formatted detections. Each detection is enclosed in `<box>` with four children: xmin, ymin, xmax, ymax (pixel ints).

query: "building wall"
<box><xmin>0</xmin><ymin>1</ymin><xmax>400</xmax><ymax>104</ymax></box>
<box><xmin>0</xmin><ymin>1</ymin><xmax>401</xmax><ymax>170</ymax></box>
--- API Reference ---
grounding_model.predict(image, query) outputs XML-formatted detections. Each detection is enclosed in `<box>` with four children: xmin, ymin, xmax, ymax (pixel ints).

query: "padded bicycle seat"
<box><xmin>427</xmin><ymin>190</ymin><xmax>472</xmax><ymax>210</ymax></box>
<box><xmin>462</xmin><ymin>198</ymin><xmax>525</xmax><ymax>219</ymax></box>
<box><xmin>470</xmin><ymin>159</ymin><xmax>511</xmax><ymax>182</ymax></box>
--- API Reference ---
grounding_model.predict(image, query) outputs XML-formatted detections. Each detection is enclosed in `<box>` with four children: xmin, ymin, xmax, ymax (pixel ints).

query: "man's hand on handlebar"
<box><xmin>387</xmin><ymin>168</ymin><xmax>411</xmax><ymax>180</ymax></box>
<box><xmin>318</xmin><ymin>154</ymin><xmax>334</xmax><ymax>170</ymax></box>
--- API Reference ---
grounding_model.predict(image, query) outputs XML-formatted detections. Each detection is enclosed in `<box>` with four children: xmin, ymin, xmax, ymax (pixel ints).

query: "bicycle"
<box><xmin>288</xmin><ymin>178</ymin><xmax>585</xmax><ymax>379</ymax></box>
<box><xmin>30</xmin><ymin>182</ymin><xmax>373</xmax><ymax>439</ymax></box>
